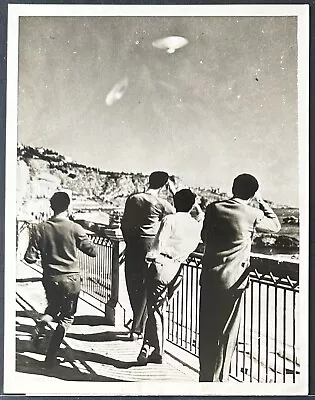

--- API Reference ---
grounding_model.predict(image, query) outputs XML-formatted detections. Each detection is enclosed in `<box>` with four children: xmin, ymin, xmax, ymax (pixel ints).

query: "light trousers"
<box><xmin>143</xmin><ymin>260</ymin><xmax>182</xmax><ymax>356</ymax></box>
<box><xmin>199</xmin><ymin>284</ymin><xmax>244</xmax><ymax>382</ymax></box>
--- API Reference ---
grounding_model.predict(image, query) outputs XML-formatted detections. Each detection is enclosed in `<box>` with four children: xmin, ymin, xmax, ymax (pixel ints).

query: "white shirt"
<box><xmin>147</xmin><ymin>212</ymin><xmax>203</xmax><ymax>264</ymax></box>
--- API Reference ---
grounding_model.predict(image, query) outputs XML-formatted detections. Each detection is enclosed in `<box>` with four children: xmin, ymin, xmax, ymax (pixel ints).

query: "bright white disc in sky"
<box><xmin>106</xmin><ymin>77</ymin><xmax>129</xmax><ymax>106</ymax></box>
<box><xmin>152</xmin><ymin>36</ymin><xmax>189</xmax><ymax>54</ymax></box>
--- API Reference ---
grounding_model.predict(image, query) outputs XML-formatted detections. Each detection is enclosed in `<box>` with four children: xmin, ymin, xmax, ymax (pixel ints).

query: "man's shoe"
<box><xmin>148</xmin><ymin>352</ymin><xmax>163</xmax><ymax>364</ymax></box>
<box><xmin>42</xmin><ymin>357</ymin><xmax>60</xmax><ymax>369</ymax></box>
<box><xmin>31</xmin><ymin>325</ymin><xmax>46</xmax><ymax>350</ymax></box>
<box><xmin>137</xmin><ymin>347</ymin><xmax>149</xmax><ymax>366</ymax></box>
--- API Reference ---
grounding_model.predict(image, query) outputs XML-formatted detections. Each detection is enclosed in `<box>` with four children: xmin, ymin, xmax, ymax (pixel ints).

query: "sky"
<box><xmin>17</xmin><ymin>15</ymin><xmax>299</xmax><ymax>206</ymax></box>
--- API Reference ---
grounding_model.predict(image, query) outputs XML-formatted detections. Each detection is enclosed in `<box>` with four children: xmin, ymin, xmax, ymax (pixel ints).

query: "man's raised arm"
<box><xmin>254</xmin><ymin>191</ymin><xmax>281</xmax><ymax>233</ymax></box>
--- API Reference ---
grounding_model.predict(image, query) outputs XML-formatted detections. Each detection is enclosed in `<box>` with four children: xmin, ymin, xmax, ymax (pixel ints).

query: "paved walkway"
<box><xmin>15</xmin><ymin>261</ymin><xmax>198</xmax><ymax>389</ymax></box>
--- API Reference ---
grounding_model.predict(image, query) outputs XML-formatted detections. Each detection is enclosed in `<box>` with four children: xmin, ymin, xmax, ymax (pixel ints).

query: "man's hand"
<box><xmin>166</xmin><ymin>179</ymin><xmax>177</xmax><ymax>196</ymax></box>
<box><xmin>254</xmin><ymin>190</ymin><xmax>264</xmax><ymax>203</ymax></box>
<box><xmin>145</xmin><ymin>250</ymin><xmax>157</xmax><ymax>263</ymax></box>
<box><xmin>190</xmin><ymin>197</ymin><xmax>204</xmax><ymax>222</ymax></box>
<box><xmin>254</xmin><ymin>190</ymin><xmax>273</xmax><ymax>212</ymax></box>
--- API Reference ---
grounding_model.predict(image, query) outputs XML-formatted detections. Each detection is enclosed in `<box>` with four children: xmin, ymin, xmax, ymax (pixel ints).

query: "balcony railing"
<box><xmin>167</xmin><ymin>252</ymin><xmax>299</xmax><ymax>383</ymax></box>
<box><xmin>78</xmin><ymin>235</ymin><xmax>114</xmax><ymax>304</ymax></box>
<box><xmin>18</xmin><ymin>217</ymin><xmax>299</xmax><ymax>384</ymax></box>
<box><xmin>76</xmin><ymin>233</ymin><xmax>299</xmax><ymax>383</ymax></box>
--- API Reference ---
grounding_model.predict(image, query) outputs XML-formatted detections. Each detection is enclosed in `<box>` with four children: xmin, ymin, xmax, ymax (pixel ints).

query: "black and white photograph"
<box><xmin>4</xmin><ymin>3</ymin><xmax>309</xmax><ymax>396</ymax></box>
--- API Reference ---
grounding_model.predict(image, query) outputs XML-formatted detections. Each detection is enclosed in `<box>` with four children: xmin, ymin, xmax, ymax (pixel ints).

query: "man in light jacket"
<box><xmin>199</xmin><ymin>174</ymin><xmax>281</xmax><ymax>382</ymax></box>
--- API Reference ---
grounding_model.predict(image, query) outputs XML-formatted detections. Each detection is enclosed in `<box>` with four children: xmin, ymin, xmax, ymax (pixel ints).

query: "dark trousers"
<box><xmin>41</xmin><ymin>272</ymin><xmax>81</xmax><ymax>362</ymax></box>
<box><xmin>199</xmin><ymin>284</ymin><xmax>244</xmax><ymax>382</ymax></box>
<box><xmin>124</xmin><ymin>237</ymin><xmax>153</xmax><ymax>334</ymax></box>
<box><xmin>42</xmin><ymin>272</ymin><xmax>81</xmax><ymax>330</ymax></box>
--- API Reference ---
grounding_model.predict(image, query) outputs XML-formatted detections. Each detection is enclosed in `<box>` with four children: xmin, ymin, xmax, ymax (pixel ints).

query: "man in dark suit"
<box><xmin>121</xmin><ymin>171</ymin><xmax>176</xmax><ymax>340</ymax></box>
<box><xmin>199</xmin><ymin>174</ymin><xmax>281</xmax><ymax>382</ymax></box>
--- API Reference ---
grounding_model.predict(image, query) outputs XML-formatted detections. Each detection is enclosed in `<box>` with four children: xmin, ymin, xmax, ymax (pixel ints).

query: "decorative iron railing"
<box><xmin>76</xmin><ymin>233</ymin><xmax>299</xmax><ymax>383</ymax></box>
<box><xmin>167</xmin><ymin>251</ymin><xmax>299</xmax><ymax>383</ymax></box>
<box><xmin>77</xmin><ymin>235</ymin><xmax>114</xmax><ymax>304</ymax></box>
<box><xmin>18</xmin><ymin>219</ymin><xmax>299</xmax><ymax>383</ymax></box>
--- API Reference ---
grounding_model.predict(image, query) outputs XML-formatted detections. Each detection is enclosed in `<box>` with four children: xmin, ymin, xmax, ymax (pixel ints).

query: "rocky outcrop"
<box><xmin>17</xmin><ymin>143</ymin><xmax>226</xmax><ymax>210</ymax></box>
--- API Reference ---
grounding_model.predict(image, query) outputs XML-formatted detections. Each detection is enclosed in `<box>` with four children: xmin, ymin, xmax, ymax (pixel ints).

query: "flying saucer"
<box><xmin>152</xmin><ymin>36</ymin><xmax>189</xmax><ymax>54</ymax></box>
<box><xmin>106</xmin><ymin>77</ymin><xmax>129</xmax><ymax>106</ymax></box>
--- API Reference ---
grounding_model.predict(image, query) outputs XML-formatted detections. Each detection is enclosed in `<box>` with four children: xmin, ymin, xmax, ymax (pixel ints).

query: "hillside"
<box><xmin>17</xmin><ymin>143</ymin><xmax>226</xmax><ymax>211</ymax></box>
<box><xmin>17</xmin><ymin>144</ymin><xmax>299</xmax><ymax>254</ymax></box>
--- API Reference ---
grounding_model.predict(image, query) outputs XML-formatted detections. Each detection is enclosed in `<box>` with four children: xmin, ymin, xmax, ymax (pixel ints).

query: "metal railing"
<box><xmin>167</xmin><ymin>251</ymin><xmax>299</xmax><ymax>383</ymax></box>
<box><xmin>77</xmin><ymin>235</ymin><xmax>114</xmax><ymax>304</ymax></box>
<box><xmin>21</xmin><ymin>214</ymin><xmax>299</xmax><ymax>383</ymax></box>
<box><xmin>75</xmin><ymin>231</ymin><xmax>300</xmax><ymax>383</ymax></box>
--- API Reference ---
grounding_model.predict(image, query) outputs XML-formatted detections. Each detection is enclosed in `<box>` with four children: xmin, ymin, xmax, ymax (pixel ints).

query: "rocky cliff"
<box><xmin>17</xmin><ymin>143</ymin><xmax>225</xmax><ymax>213</ymax></box>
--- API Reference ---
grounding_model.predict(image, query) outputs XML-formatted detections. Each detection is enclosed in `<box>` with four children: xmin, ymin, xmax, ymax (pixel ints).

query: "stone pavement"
<box><xmin>15</xmin><ymin>260</ymin><xmax>198</xmax><ymax>391</ymax></box>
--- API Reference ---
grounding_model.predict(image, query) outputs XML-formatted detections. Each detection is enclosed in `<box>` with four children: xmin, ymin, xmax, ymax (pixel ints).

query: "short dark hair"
<box><xmin>232</xmin><ymin>174</ymin><xmax>259</xmax><ymax>200</ymax></box>
<box><xmin>174</xmin><ymin>189</ymin><xmax>196</xmax><ymax>212</ymax></box>
<box><xmin>149</xmin><ymin>171</ymin><xmax>169</xmax><ymax>189</ymax></box>
<box><xmin>50</xmin><ymin>191</ymin><xmax>70</xmax><ymax>213</ymax></box>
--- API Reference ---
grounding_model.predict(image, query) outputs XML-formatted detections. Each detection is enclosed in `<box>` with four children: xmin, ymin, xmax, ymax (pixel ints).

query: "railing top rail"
<box><xmin>86</xmin><ymin>234</ymin><xmax>300</xmax><ymax>280</ymax></box>
<box><xmin>190</xmin><ymin>250</ymin><xmax>299</xmax><ymax>264</ymax></box>
<box><xmin>189</xmin><ymin>251</ymin><xmax>299</xmax><ymax>280</ymax></box>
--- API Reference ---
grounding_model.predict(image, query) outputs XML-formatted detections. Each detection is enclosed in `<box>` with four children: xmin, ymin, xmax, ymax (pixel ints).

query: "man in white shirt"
<box><xmin>137</xmin><ymin>189</ymin><xmax>203</xmax><ymax>365</ymax></box>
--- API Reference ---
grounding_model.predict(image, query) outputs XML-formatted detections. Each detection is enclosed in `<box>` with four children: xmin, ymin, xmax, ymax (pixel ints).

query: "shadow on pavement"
<box><xmin>73</xmin><ymin>315</ymin><xmax>111</xmax><ymax>326</ymax></box>
<box><xmin>16</xmin><ymin>353</ymin><xmax>121</xmax><ymax>382</ymax></box>
<box><xmin>67</xmin><ymin>331</ymin><xmax>131</xmax><ymax>342</ymax></box>
<box><xmin>65</xmin><ymin>347</ymin><xmax>139</xmax><ymax>370</ymax></box>
<box><xmin>16</xmin><ymin>310</ymin><xmax>41</xmax><ymax>320</ymax></box>
<box><xmin>17</xmin><ymin>277</ymin><xmax>42</xmax><ymax>283</ymax></box>
<box><xmin>16</xmin><ymin>324</ymin><xmax>139</xmax><ymax>381</ymax></box>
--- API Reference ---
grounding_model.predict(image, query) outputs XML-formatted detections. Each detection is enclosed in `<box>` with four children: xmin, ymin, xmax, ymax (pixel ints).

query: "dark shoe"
<box><xmin>137</xmin><ymin>346</ymin><xmax>149</xmax><ymax>366</ymax></box>
<box><xmin>42</xmin><ymin>357</ymin><xmax>60</xmax><ymax>369</ymax></box>
<box><xmin>148</xmin><ymin>353</ymin><xmax>163</xmax><ymax>364</ymax></box>
<box><xmin>148</xmin><ymin>352</ymin><xmax>163</xmax><ymax>364</ymax></box>
<box><xmin>45</xmin><ymin>325</ymin><xmax>66</xmax><ymax>365</ymax></box>
<box><xmin>31</xmin><ymin>323</ymin><xmax>46</xmax><ymax>350</ymax></box>
<box><xmin>129</xmin><ymin>332</ymin><xmax>143</xmax><ymax>341</ymax></box>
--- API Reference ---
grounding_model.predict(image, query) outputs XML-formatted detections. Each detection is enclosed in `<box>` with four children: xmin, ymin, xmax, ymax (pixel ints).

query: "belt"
<box><xmin>160</xmin><ymin>252</ymin><xmax>173</xmax><ymax>260</ymax></box>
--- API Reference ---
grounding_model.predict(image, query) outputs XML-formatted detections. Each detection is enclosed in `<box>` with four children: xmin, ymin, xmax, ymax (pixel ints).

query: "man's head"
<box><xmin>149</xmin><ymin>171</ymin><xmax>169</xmax><ymax>189</ymax></box>
<box><xmin>232</xmin><ymin>174</ymin><xmax>259</xmax><ymax>200</ymax></box>
<box><xmin>174</xmin><ymin>189</ymin><xmax>196</xmax><ymax>212</ymax></box>
<box><xmin>50</xmin><ymin>191</ymin><xmax>71</xmax><ymax>214</ymax></box>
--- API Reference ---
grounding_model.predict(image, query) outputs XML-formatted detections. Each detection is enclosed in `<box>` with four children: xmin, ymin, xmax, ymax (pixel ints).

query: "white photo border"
<box><xmin>5</xmin><ymin>3</ymin><xmax>309</xmax><ymax>396</ymax></box>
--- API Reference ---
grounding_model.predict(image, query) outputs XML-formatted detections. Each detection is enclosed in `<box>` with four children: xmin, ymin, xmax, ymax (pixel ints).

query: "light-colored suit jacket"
<box><xmin>201</xmin><ymin>198</ymin><xmax>281</xmax><ymax>290</ymax></box>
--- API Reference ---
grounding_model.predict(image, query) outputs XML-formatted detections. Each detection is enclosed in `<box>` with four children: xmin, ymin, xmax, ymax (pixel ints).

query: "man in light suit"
<box><xmin>199</xmin><ymin>174</ymin><xmax>281</xmax><ymax>382</ymax></box>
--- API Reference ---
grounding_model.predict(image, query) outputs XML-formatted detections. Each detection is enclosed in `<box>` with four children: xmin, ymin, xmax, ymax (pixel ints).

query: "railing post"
<box><xmin>103</xmin><ymin>228</ymin><xmax>130</xmax><ymax>326</ymax></box>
